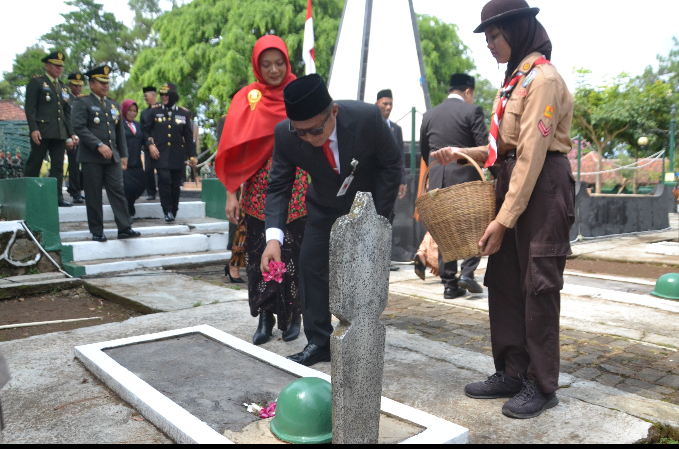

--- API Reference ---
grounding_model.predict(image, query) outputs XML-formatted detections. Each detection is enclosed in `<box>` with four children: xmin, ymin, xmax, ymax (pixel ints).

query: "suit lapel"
<box><xmin>336</xmin><ymin>105</ymin><xmax>355</xmax><ymax>179</ymax></box>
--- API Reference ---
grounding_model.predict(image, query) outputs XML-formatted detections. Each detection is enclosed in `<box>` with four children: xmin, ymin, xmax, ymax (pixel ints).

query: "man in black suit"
<box><xmin>141</xmin><ymin>86</ymin><xmax>159</xmax><ymax>200</ymax></box>
<box><xmin>259</xmin><ymin>74</ymin><xmax>402</xmax><ymax>367</ymax></box>
<box><xmin>420</xmin><ymin>74</ymin><xmax>488</xmax><ymax>299</ymax></box>
<box><xmin>376</xmin><ymin>89</ymin><xmax>407</xmax><ymax>201</ymax></box>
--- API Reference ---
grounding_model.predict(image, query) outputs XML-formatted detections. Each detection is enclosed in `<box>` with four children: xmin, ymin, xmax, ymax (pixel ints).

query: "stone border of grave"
<box><xmin>74</xmin><ymin>325</ymin><xmax>468</xmax><ymax>444</ymax></box>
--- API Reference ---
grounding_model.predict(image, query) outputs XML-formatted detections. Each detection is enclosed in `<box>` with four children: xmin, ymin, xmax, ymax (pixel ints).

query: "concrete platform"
<box><xmin>65</xmin><ymin>233</ymin><xmax>228</xmax><ymax>262</ymax></box>
<box><xmin>58</xmin><ymin>201</ymin><xmax>206</xmax><ymax>223</ymax></box>
<box><xmin>0</xmin><ymin>294</ymin><xmax>662</xmax><ymax>444</ymax></box>
<box><xmin>67</xmin><ymin>250</ymin><xmax>233</xmax><ymax>276</ymax></box>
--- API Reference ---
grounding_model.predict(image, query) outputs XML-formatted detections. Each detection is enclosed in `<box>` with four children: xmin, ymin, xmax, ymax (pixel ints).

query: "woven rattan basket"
<box><xmin>415</xmin><ymin>154</ymin><xmax>496</xmax><ymax>263</ymax></box>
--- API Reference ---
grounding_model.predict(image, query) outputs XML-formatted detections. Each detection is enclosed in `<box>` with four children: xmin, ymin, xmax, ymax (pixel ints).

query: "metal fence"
<box><xmin>0</xmin><ymin>120</ymin><xmax>30</xmax><ymax>160</ymax></box>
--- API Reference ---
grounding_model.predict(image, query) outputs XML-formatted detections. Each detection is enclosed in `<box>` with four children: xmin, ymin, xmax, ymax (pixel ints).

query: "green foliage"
<box><xmin>0</xmin><ymin>45</ymin><xmax>48</xmax><ymax>103</ymax></box>
<box><xmin>126</xmin><ymin>0</ymin><xmax>343</xmax><ymax>129</ymax></box>
<box><xmin>416</xmin><ymin>14</ymin><xmax>475</xmax><ymax>107</ymax></box>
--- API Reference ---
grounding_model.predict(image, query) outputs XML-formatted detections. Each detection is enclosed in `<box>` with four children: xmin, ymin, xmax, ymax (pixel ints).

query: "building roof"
<box><xmin>0</xmin><ymin>100</ymin><xmax>26</xmax><ymax>121</ymax></box>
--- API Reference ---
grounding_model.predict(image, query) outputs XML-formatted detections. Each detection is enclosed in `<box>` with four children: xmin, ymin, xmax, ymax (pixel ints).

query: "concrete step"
<box><xmin>60</xmin><ymin>222</ymin><xmax>231</xmax><ymax>242</ymax></box>
<box><xmin>65</xmin><ymin>250</ymin><xmax>232</xmax><ymax>276</ymax></box>
<box><xmin>64</xmin><ymin>233</ymin><xmax>229</xmax><ymax>262</ymax></box>
<box><xmin>59</xmin><ymin>201</ymin><xmax>206</xmax><ymax>223</ymax></box>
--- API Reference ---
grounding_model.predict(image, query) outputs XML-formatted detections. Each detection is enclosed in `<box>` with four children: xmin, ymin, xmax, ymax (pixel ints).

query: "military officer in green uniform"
<box><xmin>72</xmin><ymin>65</ymin><xmax>141</xmax><ymax>242</ymax></box>
<box><xmin>24</xmin><ymin>51</ymin><xmax>78</xmax><ymax>207</ymax></box>
<box><xmin>66</xmin><ymin>72</ymin><xmax>86</xmax><ymax>203</ymax></box>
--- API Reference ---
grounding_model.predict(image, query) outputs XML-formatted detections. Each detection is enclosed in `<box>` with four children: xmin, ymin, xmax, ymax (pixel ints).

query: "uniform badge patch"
<box><xmin>544</xmin><ymin>105</ymin><xmax>554</xmax><ymax>119</ymax></box>
<box><xmin>515</xmin><ymin>88</ymin><xmax>527</xmax><ymax>98</ymax></box>
<box><xmin>522</xmin><ymin>63</ymin><xmax>531</xmax><ymax>71</ymax></box>
<box><xmin>538</xmin><ymin>120</ymin><xmax>552</xmax><ymax>137</ymax></box>
<box><xmin>522</xmin><ymin>70</ymin><xmax>538</xmax><ymax>87</ymax></box>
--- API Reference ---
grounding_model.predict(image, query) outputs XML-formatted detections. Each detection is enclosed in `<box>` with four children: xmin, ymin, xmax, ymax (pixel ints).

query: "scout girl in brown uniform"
<box><xmin>432</xmin><ymin>0</ymin><xmax>575</xmax><ymax>419</ymax></box>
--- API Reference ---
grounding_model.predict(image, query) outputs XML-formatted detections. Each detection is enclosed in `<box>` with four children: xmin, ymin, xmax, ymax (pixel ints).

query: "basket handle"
<box><xmin>419</xmin><ymin>151</ymin><xmax>486</xmax><ymax>198</ymax></box>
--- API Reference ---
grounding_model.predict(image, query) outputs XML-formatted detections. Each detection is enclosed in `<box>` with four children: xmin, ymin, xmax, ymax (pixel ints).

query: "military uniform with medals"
<box><xmin>66</xmin><ymin>72</ymin><xmax>86</xmax><ymax>203</ymax></box>
<box><xmin>143</xmin><ymin>82</ymin><xmax>197</xmax><ymax>221</ymax></box>
<box><xmin>72</xmin><ymin>65</ymin><xmax>139</xmax><ymax>241</ymax></box>
<box><xmin>24</xmin><ymin>51</ymin><xmax>74</xmax><ymax>204</ymax></box>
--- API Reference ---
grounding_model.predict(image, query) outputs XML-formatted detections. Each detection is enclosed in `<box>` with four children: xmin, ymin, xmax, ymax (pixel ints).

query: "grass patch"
<box><xmin>193</xmin><ymin>301</ymin><xmax>202</xmax><ymax>308</ymax></box>
<box><xmin>28</xmin><ymin>268</ymin><xmax>41</xmax><ymax>275</ymax></box>
<box><xmin>210</xmin><ymin>300</ymin><xmax>219</xmax><ymax>305</ymax></box>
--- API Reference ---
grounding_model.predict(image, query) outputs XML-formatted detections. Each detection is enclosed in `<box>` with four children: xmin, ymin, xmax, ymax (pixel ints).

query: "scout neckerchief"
<box><xmin>486</xmin><ymin>56</ymin><xmax>551</xmax><ymax>168</ymax></box>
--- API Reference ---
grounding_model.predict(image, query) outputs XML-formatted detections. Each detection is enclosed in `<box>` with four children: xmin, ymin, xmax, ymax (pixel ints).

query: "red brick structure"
<box><xmin>0</xmin><ymin>100</ymin><xmax>26</xmax><ymax>121</ymax></box>
<box><xmin>568</xmin><ymin>149</ymin><xmax>664</xmax><ymax>186</ymax></box>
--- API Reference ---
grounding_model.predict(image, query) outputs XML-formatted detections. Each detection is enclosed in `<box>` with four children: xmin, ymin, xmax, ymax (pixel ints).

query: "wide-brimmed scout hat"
<box><xmin>474</xmin><ymin>0</ymin><xmax>540</xmax><ymax>33</ymax></box>
<box><xmin>41</xmin><ymin>51</ymin><xmax>65</xmax><ymax>66</ymax></box>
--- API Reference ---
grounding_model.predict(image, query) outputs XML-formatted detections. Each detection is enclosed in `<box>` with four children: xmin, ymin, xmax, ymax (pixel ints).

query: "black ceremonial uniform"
<box><xmin>24</xmin><ymin>53</ymin><xmax>73</xmax><ymax>202</ymax></box>
<box><xmin>144</xmin><ymin>104</ymin><xmax>197</xmax><ymax>218</ymax></box>
<box><xmin>72</xmin><ymin>86</ymin><xmax>132</xmax><ymax>236</ymax></box>
<box><xmin>140</xmin><ymin>103</ymin><xmax>160</xmax><ymax>197</ymax></box>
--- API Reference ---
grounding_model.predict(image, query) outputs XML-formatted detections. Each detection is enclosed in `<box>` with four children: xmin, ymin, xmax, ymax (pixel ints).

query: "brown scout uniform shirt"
<box><xmin>466</xmin><ymin>52</ymin><xmax>574</xmax><ymax>228</ymax></box>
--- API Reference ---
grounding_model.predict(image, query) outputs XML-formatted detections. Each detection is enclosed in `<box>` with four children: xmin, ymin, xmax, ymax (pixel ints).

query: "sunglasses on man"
<box><xmin>289</xmin><ymin>111</ymin><xmax>332</xmax><ymax>137</ymax></box>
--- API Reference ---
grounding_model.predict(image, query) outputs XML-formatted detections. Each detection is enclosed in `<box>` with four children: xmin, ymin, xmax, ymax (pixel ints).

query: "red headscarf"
<box><xmin>121</xmin><ymin>99</ymin><xmax>137</xmax><ymax>121</ymax></box>
<box><xmin>215</xmin><ymin>35</ymin><xmax>296</xmax><ymax>193</ymax></box>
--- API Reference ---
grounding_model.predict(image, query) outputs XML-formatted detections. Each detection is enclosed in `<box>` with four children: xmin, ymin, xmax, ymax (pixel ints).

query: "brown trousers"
<box><xmin>484</xmin><ymin>152</ymin><xmax>575</xmax><ymax>394</ymax></box>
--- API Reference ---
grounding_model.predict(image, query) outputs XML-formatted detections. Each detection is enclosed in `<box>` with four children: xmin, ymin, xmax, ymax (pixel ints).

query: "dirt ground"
<box><xmin>566</xmin><ymin>258</ymin><xmax>678</xmax><ymax>280</ymax></box>
<box><xmin>0</xmin><ymin>286</ymin><xmax>143</xmax><ymax>342</ymax></box>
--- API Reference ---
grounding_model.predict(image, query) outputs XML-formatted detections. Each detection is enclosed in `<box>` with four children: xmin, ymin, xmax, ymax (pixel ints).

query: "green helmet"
<box><xmin>651</xmin><ymin>273</ymin><xmax>679</xmax><ymax>300</ymax></box>
<box><xmin>270</xmin><ymin>377</ymin><xmax>332</xmax><ymax>444</ymax></box>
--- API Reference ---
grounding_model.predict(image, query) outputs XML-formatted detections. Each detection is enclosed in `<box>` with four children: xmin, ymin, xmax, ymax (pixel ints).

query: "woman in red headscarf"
<box><xmin>216</xmin><ymin>35</ymin><xmax>308</xmax><ymax>346</ymax></box>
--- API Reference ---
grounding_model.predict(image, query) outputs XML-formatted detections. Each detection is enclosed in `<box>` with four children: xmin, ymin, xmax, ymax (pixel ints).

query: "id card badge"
<box><xmin>336</xmin><ymin>158</ymin><xmax>359</xmax><ymax>197</ymax></box>
<box><xmin>337</xmin><ymin>175</ymin><xmax>354</xmax><ymax>197</ymax></box>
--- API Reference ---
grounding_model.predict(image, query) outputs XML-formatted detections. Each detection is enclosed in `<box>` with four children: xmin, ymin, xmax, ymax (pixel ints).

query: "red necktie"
<box><xmin>487</xmin><ymin>56</ymin><xmax>551</xmax><ymax>168</ymax></box>
<box><xmin>127</xmin><ymin>121</ymin><xmax>136</xmax><ymax>135</ymax></box>
<box><xmin>322</xmin><ymin>140</ymin><xmax>339</xmax><ymax>174</ymax></box>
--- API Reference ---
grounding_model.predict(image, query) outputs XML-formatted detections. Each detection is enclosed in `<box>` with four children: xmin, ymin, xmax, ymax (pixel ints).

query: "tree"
<box><xmin>127</xmin><ymin>0</ymin><xmax>343</xmax><ymax>134</ymax></box>
<box><xmin>41</xmin><ymin>0</ymin><xmax>133</xmax><ymax>77</ymax></box>
<box><xmin>0</xmin><ymin>45</ymin><xmax>48</xmax><ymax>103</ymax></box>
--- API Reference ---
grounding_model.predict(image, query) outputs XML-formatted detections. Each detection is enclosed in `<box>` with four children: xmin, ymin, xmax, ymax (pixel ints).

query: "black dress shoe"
<box><xmin>72</xmin><ymin>195</ymin><xmax>84</xmax><ymax>204</ymax></box>
<box><xmin>390</xmin><ymin>266</ymin><xmax>400</xmax><ymax>271</ymax></box>
<box><xmin>146</xmin><ymin>194</ymin><xmax>156</xmax><ymax>200</ymax></box>
<box><xmin>165</xmin><ymin>212</ymin><xmax>175</xmax><ymax>222</ymax></box>
<box><xmin>92</xmin><ymin>233</ymin><xmax>107</xmax><ymax>242</ymax></box>
<box><xmin>253</xmin><ymin>311</ymin><xmax>275</xmax><ymax>345</ymax></box>
<box><xmin>118</xmin><ymin>228</ymin><xmax>141</xmax><ymax>239</ymax></box>
<box><xmin>282</xmin><ymin>314</ymin><xmax>301</xmax><ymax>342</ymax></box>
<box><xmin>286</xmin><ymin>343</ymin><xmax>331</xmax><ymax>367</ymax></box>
<box><xmin>458</xmin><ymin>275</ymin><xmax>483</xmax><ymax>294</ymax></box>
<box><xmin>444</xmin><ymin>286</ymin><xmax>467</xmax><ymax>299</ymax></box>
<box><xmin>58</xmin><ymin>199</ymin><xmax>73</xmax><ymax>207</ymax></box>
<box><xmin>413</xmin><ymin>254</ymin><xmax>426</xmax><ymax>281</ymax></box>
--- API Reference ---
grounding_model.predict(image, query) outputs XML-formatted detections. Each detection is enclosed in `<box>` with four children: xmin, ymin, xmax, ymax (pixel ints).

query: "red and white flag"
<box><xmin>303</xmin><ymin>0</ymin><xmax>316</xmax><ymax>75</ymax></box>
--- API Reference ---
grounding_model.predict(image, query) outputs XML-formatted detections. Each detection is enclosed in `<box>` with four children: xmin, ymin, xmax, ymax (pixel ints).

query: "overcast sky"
<box><xmin>1</xmin><ymin>0</ymin><xmax>677</xmax><ymax>93</ymax></box>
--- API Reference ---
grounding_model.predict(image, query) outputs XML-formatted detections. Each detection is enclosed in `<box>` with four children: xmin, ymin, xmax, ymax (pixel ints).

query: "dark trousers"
<box><xmin>484</xmin><ymin>153</ymin><xmax>575</xmax><ymax>394</ymax></box>
<box><xmin>145</xmin><ymin>156</ymin><xmax>158</xmax><ymax>196</ymax></box>
<box><xmin>82</xmin><ymin>162</ymin><xmax>131</xmax><ymax>234</ymax></box>
<box><xmin>439</xmin><ymin>254</ymin><xmax>481</xmax><ymax>289</ymax></box>
<box><xmin>158</xmin><ymin>168</ymin><xmax>183</xmax><ymax>216</ymax></box>
<box><xmin>67</xmin><ymin>147</ymin><xmax>82</xmax><ymax>197</ymax></box>
<box><xmin>298</xmin><ymin>209</ymin><xmax>341</xmax><ymax>348</ymax></box>
<box><xmin>25</xmin><ymin>138</ymin><xmax>66</xmax><ymax>200</ymax></box>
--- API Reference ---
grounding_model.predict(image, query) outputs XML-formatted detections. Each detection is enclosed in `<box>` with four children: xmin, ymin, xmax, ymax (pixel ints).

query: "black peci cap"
<box><xmin>283</xmin><ymin>74</ymin><xmax>333</xmax><ymax>121</ymax></box>
<box><xmin>143</xmin><ymin>86</ymin><xmax>157</xmax><ymax>93</ymax></box>
<box><xmin>377</xmin><ymin>89</ymin><xmax>393</xmax><ymax>101</ymax></box>
<box><xmin>449</xmin><ymin>74</ymin><xmax>475</xmax><ymax>90</ymax></box>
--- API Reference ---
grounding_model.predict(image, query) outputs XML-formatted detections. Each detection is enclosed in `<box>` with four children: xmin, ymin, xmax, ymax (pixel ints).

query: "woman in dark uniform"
<box><xmin>432</xmin><ymin>0</ymin><xmax>575</xmax><ymax>419</ymax></box>
<box><xmin>121</xmin><ymin>100</ymin><xmax>147</xmax><ymax>217</ymax></box>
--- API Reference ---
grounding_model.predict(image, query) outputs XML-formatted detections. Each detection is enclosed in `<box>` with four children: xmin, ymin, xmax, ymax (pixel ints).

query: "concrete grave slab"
<box><xmin>75</xmin><ymin>325</ymin><xmax>470</xmax><ymax>444</ymax></box>
<box><xmin>70</xmin><ymin>250</ymin><xmax>233</xmax><ymax>276</ymax></box>
<box><xmin>85</xmin><ymin>273</ymin><xmax>247</xmax><ymax>312</ymax></box>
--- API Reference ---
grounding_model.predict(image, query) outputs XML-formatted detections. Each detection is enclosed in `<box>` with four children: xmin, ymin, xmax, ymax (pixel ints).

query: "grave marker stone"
<box><xmin>329</xmin><ymin>192</ymin><xmax>391</xmax><ymax>444</ymax></box>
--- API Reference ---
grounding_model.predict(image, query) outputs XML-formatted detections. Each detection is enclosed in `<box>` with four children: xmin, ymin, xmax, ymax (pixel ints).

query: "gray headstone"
<box><xmin>329</xmin><ymin>192</ymin><xmax>392</xmax><ymax>444</ymax></box>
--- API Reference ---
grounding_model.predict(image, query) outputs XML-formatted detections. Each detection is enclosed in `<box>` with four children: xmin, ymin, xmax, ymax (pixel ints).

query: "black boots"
<box><xmin>282</xmin><ymin>314</ymin><xmax>301</xmax><ymax>342</ymax></box>
<box><xmin>252</xmin><ymin>311</ymin><xmax>275</xmax><ymax>345</ymax></box>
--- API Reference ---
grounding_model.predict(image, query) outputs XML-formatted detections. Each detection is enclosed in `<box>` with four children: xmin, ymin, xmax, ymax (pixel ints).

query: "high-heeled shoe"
<box><xmin>253</xmin><ymin>311</ymin><xmax>275</xmax><ymax>345</ymax></box>
<box><xmin>282</xmin><ymin>314</ymin><xmax>301</xmax><ymax>342</ymax></box>
<box><xmin>225</xmin><ymin>265</ymin><xmax>245</xmax><ymax>284</ymax></box>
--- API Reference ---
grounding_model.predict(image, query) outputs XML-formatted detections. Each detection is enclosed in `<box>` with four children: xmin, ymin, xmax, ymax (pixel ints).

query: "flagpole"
<box><xmin>303</xmin><ymin>0</ymin><xmax>316</xmax><ymax>75</ymax></box>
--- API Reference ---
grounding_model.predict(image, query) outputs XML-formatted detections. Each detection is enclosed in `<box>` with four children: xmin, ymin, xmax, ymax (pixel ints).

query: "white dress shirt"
<box><xmin>447</xmin><ymin>93</ymin><xmax>465</xmax><ymax>102</ymax></box>
<box><xmin>265</xmin><ymin>126</ymin><xmax>340</xmax><ymax>245</ymax></box>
